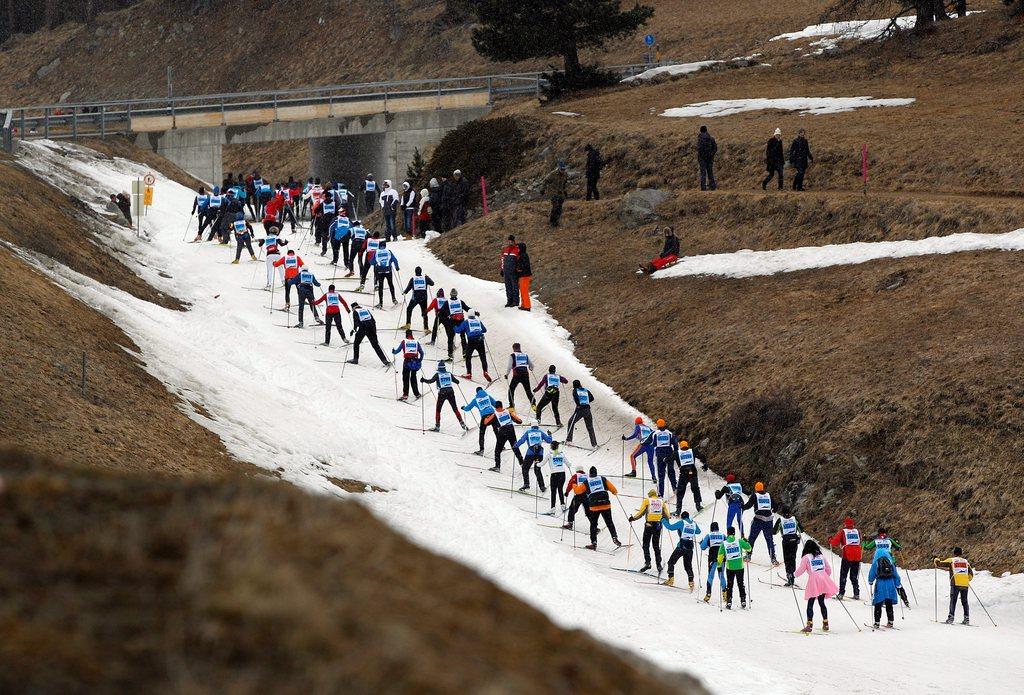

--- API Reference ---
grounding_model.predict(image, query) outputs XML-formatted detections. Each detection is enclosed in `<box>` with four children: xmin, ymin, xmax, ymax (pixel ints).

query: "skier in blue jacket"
<box><xmin>515</xmin><ymin>420</ymin><xmax>552</xmax><ymax>491</ymax></box>
<box><xmin>329</xmin><ymin>215</ymin><xmax>352</xmax><ymax>269</ymax></box>
<box><xmin>661</xmin><ymin>511</ymin><xmax>701</xmax><ymax>589</ymax></box>
<box><xmin>868</xmin><ymin>549</ymin><xmax>908</xmax><ymax>629</ymax></box>
<box><xmin>699</xmin><ymin>522</ymin><xmax>727</xmax><ymax>603</ymax></box>
<box><xmin>462</xmin><ymin>386</ymin><xmax>497</xmax><ymax>453</ymax></box>
<box><xmin>455</xmin><ymin>311</ymin><xmax>491</xmax><ymax>382</ymax></box>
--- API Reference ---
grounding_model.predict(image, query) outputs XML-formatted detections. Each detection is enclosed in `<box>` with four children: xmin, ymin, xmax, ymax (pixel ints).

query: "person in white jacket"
<box><xmin>379</xmin><ymin>180</ymin><xmax>400</xmax><ymax>242</ymax></box>
<box><xmin>543</xmin><ymin>441</ymin><xmax>571</xmax><ymax>513</ymax></box>
<box><xmin>400</xmin><ymin>181</ymin><xmax>417</xmax><ymax>237</ymax></box>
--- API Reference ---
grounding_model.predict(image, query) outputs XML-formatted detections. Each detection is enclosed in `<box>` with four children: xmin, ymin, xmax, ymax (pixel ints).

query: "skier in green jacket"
<box><xmin>717</xmin><ymin>527</ymin><xmax>752</xmax><ymax>610</ymax></box>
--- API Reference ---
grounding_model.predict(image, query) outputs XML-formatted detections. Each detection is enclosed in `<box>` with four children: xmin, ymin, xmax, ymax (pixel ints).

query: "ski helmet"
<box><xmin>531</xmin><ymin>419</ymin><xmax>540</xmax><ymax>427</ymax></box>
<box><xmin>634</xmin><ymin>417</ymin><xmax>643</xmax><ymax>424</ymax></box>
<box><xmin>656</xmin><ymin>418</ymin><xmax>666</xmax><ymax>428</ymax></box>
<box><xmin>437</xmin><ymin>361</ymin><xmax>447</xmax><ymax>370</ymax></box>
<box><xmin>725</xmin><ymin>473</ymin><xmax>735</xmax><ymax>483</ymax></box>
<box><xmin>754</xmin><ymin>482</ymin><xmax>765</xmax><ymax>492</ymax></box>
<box><xmin>235</xmin><ymin>212</ymin><xmax>244</xmax><ymax>221</ymax></box>
<box><xmin>678</xmin><ymin>439</ymin><xmax>688</xmax><ymax>448</ymax></box>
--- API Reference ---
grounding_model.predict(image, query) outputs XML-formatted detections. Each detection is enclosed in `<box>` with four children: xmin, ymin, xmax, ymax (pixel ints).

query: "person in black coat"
<box><xmin>584</xmin><ymin>144</ymin><xmax>604</xmax><ymax>200</ymax></box>
<box><xmin>761</xmin><ymin>128</ymin><xmax>785</xmax><ymax>191</ymax></box>
<box><xmin>696</xmin><ymin>126</ymin><xmax>718</xmax><ymax>191</ymax></box>
<box><xmin>788</xmin><ymin>128</ymin><xmax>813</xmax><ymax>191</ymax></box>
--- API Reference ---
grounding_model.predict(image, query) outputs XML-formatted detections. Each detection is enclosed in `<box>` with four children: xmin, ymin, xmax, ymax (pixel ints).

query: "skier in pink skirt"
<box><xmin>794</xmin><ymin>539</ymin><xmax>840</xmax><ymax>633</ymax></box>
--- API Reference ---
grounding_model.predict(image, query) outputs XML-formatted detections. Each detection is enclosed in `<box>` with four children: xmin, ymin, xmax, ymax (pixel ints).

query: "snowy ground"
<box><xmin>622</xmin><ymin>60</ymin><xmax>723</xmax><ymax>82</ymax></box>
<box><xmin>661</xmin><ymin>97</ymin><xmax>914</xmax><ymax>119</ymax></box>
<box><xmin>652</xmin><ymin>229</ymin><xmax>1024</xmax><ymax>279</ymax></box>
<box><xmin>12</xmin><ymin>140</ymin><xmax>1024</xmax><ymax>694</ymax></box>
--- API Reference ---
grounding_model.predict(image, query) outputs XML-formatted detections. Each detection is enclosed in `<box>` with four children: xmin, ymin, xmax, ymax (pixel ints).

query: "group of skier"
<box><xmin>186</xmin><ymin>183</ymin><xmax>984</xmax><ymax>635</ymax></box>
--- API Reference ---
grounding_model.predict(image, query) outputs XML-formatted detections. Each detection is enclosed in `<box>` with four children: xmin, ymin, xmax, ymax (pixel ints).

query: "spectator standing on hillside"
<box><xmin>501</xmin><ymin>235</ymin><xmax>520</xmax><ymax>307</ymax></box>
<box><xmin>516</xmin><ymin>242</ymin><xmax>533</xmax><ymax>312</ymax></box>
<box><xmin>543</xmin><ymin>161</ymin><xmax>568</xmax><ymax>228</ymax></box>
<box><xmin>379</xmin><ymin>180</ymin><xmax>400</xmax><ymax>242</ymax></box>
<box><xmin>416</xmin><ymin>187</ymin><xmax>432</xmax><ymax>236</ymax></box>
<box><xmin>584</xmin><ymin>144</ymin><xmax>603</xmax><ymax>200</ymax></box>
<box><xmin>400</xmin><ymin>181</ymin><xmax>417</xmax><ymax>237</ymax></box>
<box><xmin>431</xmin><ymin>177</ymin><xmax>447</xmax><ymax>233</ymax></box>
<box><xmin>788</xmin><ymin>128</ymin><xmax>813</xmax><ymax>191</ymax></box>
<box><xmin>697</xmin><ymin>125</ymin><xmax>718</xmax><ymax>191</ymax></box>
<box><xmin>762</xmin><ymin>128</ymin><xmax>785</xmax><ymax>191</ymax></box>
<box><xmin>448</xmin><ymin>169</ymin><xmax>471</xmax><ymax>229</ymax></box>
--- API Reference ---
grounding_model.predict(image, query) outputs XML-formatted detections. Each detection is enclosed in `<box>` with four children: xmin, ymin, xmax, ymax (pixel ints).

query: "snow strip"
<box><xmin>770</xmin><ymin>17</ymin><xmax>916</xmax><ymax>42</ymax></box>
<box><xmin>654</xmin><ymin>229</ymin><xmax>1024</xmax><ymax>279</ymax></box>
<box><xmin>621</xmin><ymin>60</ymin><xmax>722</xmax><ymax>82</ymax></box>
<box><xmin>550</xmin><ymin>111</ymin><xmax>581</xmax><ymax>117</ymax></box>
<box><xmin>14</xmin><ymin>139</ymin><xmax>1024</xmax><ymax>694</ymax></box>
<box><xmin>661</xmin><ymin>96</ymin><xmax>914</xmax><ymax>118</ymax></box>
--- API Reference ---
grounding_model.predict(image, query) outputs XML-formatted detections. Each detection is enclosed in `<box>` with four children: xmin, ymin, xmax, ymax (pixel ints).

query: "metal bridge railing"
<box><xmin>1</xmin><ymin>62</ymin><xmax>675</xmax><ymax>144</ymax></box>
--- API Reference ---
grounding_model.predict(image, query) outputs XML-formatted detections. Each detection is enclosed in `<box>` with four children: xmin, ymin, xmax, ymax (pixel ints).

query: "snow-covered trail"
<box><xmin>654</xmin><ymin>229</ymin><xmax>1024</xmax><ymax>279</ymax></box>
<box><xmin>14</xmin><ymin>141</ymin><xmax>1024</xmax><ymax>694</ymax></box>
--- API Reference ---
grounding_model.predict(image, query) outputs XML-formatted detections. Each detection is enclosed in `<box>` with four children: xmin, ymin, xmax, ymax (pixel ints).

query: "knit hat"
<box><xmin>774</xmin><ymin>127</ymin><xmax>782</xmax><ymax>136</ymax></box>
<box><xmin>725</xmin><ymin>473</ymin><xmax>735</xmax><ymax>483</ymax></box>
<box><xmin>635</xmin><ymin>417</ymin><xmax>643</xmax><ymax>424</ymax></box>
<box><xmin>755</xmin><ymin>482</ymin><xmax>765</xmax><ymax>492</ymax></box>
<box><xmin>648</xmin><ymin>489</ymin><xmax>657</xmax><ymax>498</ymax></box>
<box><xmin>844</xmin><ymin>517</ymin><xmax>855</xmax><ymax>528</ymax></box>
<box><xmin>656</xmin><ymin>418</ymin><xmax>666</xmax><ymax>428</ymax></box>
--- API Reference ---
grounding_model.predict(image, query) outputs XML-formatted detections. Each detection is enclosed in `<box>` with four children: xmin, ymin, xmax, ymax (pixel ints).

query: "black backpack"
<box><xmin>877</xmin><ymin>556</ymin><xmax>894</xmax><ymax>580</ymax></box>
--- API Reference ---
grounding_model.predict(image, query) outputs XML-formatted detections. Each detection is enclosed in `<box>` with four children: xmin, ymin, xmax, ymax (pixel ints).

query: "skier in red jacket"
<box><xmin>828</xmin><ymin>517</ymin><xmax>863</xmax><ymax>600</ymax></box>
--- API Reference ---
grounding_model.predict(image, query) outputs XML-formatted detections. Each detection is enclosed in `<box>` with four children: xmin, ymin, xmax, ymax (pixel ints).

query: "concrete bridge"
<box><xmin>2</xmin><ymin>65</ymin><xmax>662</xmax><ymax>186</ymax></box>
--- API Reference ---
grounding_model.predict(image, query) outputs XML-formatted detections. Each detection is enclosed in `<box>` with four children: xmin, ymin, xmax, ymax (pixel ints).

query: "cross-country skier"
<box><xmin>420</xmin><ymin>362</ymin><xmax>468</xmax><ymax>432</ymax></box>
<box><xmin>864</xmin><ymin>527</ymin><xmax>903</xmax><ymax>555</ymax></box>
<box><xmin>577</xmin><ymin>466</ymin><xmax>621</xmax><ymax>550</ymax></box>
<box><xmin>191</xmin><ymin>186</ymin><xmax>211</xmax><ymax>241</ymax></box>
<box><xmin>744</xmin><ymin>481</ymin><xmax>779</xmax><ymax>566</ymax></box>
<box><xmin>314</xmin><ymin>187</ymin><xmax>337</xmax><ymax>255</ymax></box>
<box><xmin>439</xmin><ymin>289</ymin><xmax>470</xmax><ymax>360</ymax></box>
<box><xmin>534</xmin><ymin>366</ymin><xmax>568</xmax><ymax>427</ymax></box>
<box><xmin>565</xmin><ymin>380</ymin><xmax>598</xmax><ymax>448</ymax></box>
<box><xmin>402</xmin><ymin>267</ymin><xmax>434</xmax><ymax>330</ymax></box>
<box><xmin>543</xmin><ymin>441</ymin><xmax>569</xmax><ymax>513</ymax></box>
<box><xmin>504</xmin><ymin>342</ymin><xmax>536</xmax><ymax>411</ymax></box>
<box><xmin>515</xmin><ymin>420</ymin><xmax>551</xmax><ymax>491</ymax></box>
<box><xmin>346</xmin><ymin>302</ymin><xmax>390</xmax><ymax>366</ymax></box>
<box><xmin>294</xmin><ymin>267</ymin><xmax>323</xmax><ymax>328</ymax></box>
<box><xmin>462</xmin><ymin>386</ymin><xmax>497</xmax><ymax>454</ymax></box>
<box><xmin>715</xmin><ymin>474</ymin><xmax>746</xmax><ymax>537</ymax></box>
<box><xmin>373</xmin><ymin>240</ymin><xmax>399</xmax><ymax>307</ymax></box>
<box><xmin>257</xmin><ymin>224</ymin><xmax>287</xmax><ymax>287</ymax></box>
<box><xmin>426</xmin><ymin>288</ymin><xmax>447</xmax><ymax>345</ymax></box>
<box><xmin>356</xmin><ymin>231</ymin><xmax>381</xmax><ymax>292</ymax></box>
<box><xmin>868</xmin><ymin>549</ymin><xmax>903</xmax><ymax>629</ymax></box>
<box><xmin>643</xmin><ymin>419</ymin><xmax>678</xmax><ymax>496</ymax></box>
<box><xmin>483</xmin><ymin>401</ymin><xmax>523</xmax><ymax>472</ymax></box>
<box><xmin>272</xmin><ymin>249</ymin><xmax>304</xmax><ymax>308</ymax></box>
<box><xmin>934</xmin><ymin>548</ymin><xmax>974</xmax><ymax>625</ymax></box>
<box><xmin>774</xmin><ymin>506</ymin><xmax>802</xmax><ymax>586</ymax></box>
<box><xmin>455</xmin><ymin>310</ymin><xmax>491</xmax><ymax>382</ymax></box>
<box><xmin>829</xmin><ymin>517</ymin><xmax>863</xmax><ymax>600</ymax></box>
<box><xmin>561</xmin><ymin>465</ymin><xmax>589</xmax><ymax>531</ymax></box>
<box><xmin>311</xmin><ymin>284</ymin><xmax>350</xmax><ymax>346</ymax></box>
<box><xmin>700</xmin><ymin>522</ymin><xmax>727</xmax><ymax>603</ymax></box>
<box><xmin>346</xmin><ymin>221</ymin><xmax>367</xmax><ymax>277</ymax></box>
<box><xmin>718</xmin><ymin>527</ymin><xmax>752</xmax><ymax>610</ymax></box>
<box><xmin>674</xmin><ymin>438</ymin><xmax>703</xmax><ymax>513</ymax></box>
<box><xmin>230</xmin><ymin>212</ymin><xmax>256</xmax><ymax>264</ymax></box>
<box><xmin>622</xmin><ymin>417</ymin><xmax>655</xmax><ymax>480</ymax></box>
<box><xmin>329</xmin><ymin>214</ymin><xmax>352</xmax><ymax>268</ymax></box>
<box><xmin>628</xmin><ymin>490</ymin><xmax>666</xmax><ymax>575</ymax></box>
<box><xmin>392</xmin><ymin>330</ymin><xmax>424</xmax><ymax>400</ymax></box>
<box><xmin>661</xmin><ymin>510</ymin><xmax>701</xmax><ymax>589</ymax></box>
<box><xmin>795</xmin><ymin>539</ymin><xmax>839</xmax><ymax>633</ymax></box>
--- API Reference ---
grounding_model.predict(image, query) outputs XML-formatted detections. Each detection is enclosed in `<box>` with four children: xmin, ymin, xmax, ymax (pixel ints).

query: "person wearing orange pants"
<box><xmin>516</xmin><ymin>242</ymin><xmax>532</xmax><ymax>311</ymax></box>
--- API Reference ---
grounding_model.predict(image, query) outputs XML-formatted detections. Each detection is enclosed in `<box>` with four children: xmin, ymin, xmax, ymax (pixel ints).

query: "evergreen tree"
<box><xmin>406</xmin><ymin>148</ymin><xmax>426</xmax><ymax>188</ymax></box>
<box><xmin>468</xmin><ymin>0</ymin><xmax>653</xmax><ymax>78</ymax></box>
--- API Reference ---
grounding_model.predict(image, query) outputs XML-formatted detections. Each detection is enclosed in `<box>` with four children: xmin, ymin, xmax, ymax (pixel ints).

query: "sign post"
<box><xmin>643</xmin><ymin>33</ymin><xmax>656</xmax><ymax>65</ymax></box>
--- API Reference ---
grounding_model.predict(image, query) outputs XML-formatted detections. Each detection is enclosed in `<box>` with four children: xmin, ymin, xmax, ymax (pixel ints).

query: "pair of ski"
<box><xmin>370</xmin><ymin>393</ymin><xmax>419</xmax><ymax>408</ymax></box>
<box><xmin>756</xmin><ymin>574</ymin><xmax>804</xmax><ymax>591</ymax></box>
<box><xmin>563</xmin><ymin>437</ymin><xmax>612</xmax><ymax>456</ymax></box>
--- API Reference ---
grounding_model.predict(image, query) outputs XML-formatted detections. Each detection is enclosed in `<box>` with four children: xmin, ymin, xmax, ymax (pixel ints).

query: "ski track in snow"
<box><xmin>652</xmin><ymin>230</ymin><xmax>1024</xmax><ymax>279</ymax></box>
<box><xmin>13</xmin><ymin>140</ymin><xmax>1024</xmax><ymax>694</ymax></box>
<box><xmin>660</xmin><ymin>97</ymin><xmax>914</xmax><ymax>118</ymax></box>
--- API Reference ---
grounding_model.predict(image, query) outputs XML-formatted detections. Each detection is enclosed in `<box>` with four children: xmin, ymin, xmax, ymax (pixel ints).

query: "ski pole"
<box><xmin>790</xmin><ymin>583</ymin><xmax>805</xmax><ymax>627</ymax></box>
<box><xmin>969</xmin><ymin>584</ymin><xmax>997</xmax><ymax>627</ymax></box>
<box><xmin>620</xmin><ymin>436</ymin><xmax>625</xmax><ymax>480</ymax></box>
<box><xmin>934</xmin><ymin>566</ymin><xmax>938</xmax><ymax>623</ymax></box>
<box><xmin>340</xmin><ymin>343</ymin><xmax>351</xmax><ymax>378</ymax></box>
<box><xmin>269</xmin><ymin>274</ymin><xmax>277</xmax><ymax>315</ymax></box>
<box><xmin>744</xmin><ymin>555</ymin><xmax>752</xmax><ymax>609</ymax></box>
<box><xmin>615</xmin><ymin>494</ymin><xmax>644</xmax><ymax>550</ymax></box>
<box><xmin>182</xmin><ymin>213</ymin><xmax>195</xmax><ymax>242</ymax></box>
<box><xmin>509</xmin><ymin>455</ymin><xmax>516</xmax><ymax>499</ymax></box>
<box><xmin>833</xmin><ymin>594</ymin><xmax>862</xmax><ymax>631</ymax></box>
<box><xmin>902</xmin><ymin>558</ymin><xmax>919</xmax><ymax>605</ymax></box>
<box><xmin>420</xmin><ymin>384</ymin><xmax>425</xmax><ymax>434</ymax></box>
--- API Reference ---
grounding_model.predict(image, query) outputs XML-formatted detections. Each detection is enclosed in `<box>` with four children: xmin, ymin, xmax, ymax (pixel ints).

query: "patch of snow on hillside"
<box><xmin>661</xmin><ymin>96</ymin><xmax>914</xmax><ymax>118</ymax></box>
<box><xmin>654</xmin><ymin>228</ymin><xmax>1024</xmax><ymax>279</ymax></box>
<box><xmin>621</xmin><ymin>60</ymin><xmax>722</xmax><ymax>82</ymax></box>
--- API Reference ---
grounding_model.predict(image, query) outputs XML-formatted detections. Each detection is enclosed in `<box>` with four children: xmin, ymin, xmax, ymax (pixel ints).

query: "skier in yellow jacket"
<box><xmin>628</xmin><ymin>490</ymin><xmax>666</xmax><ymax>574</ymax></box>
<box><xmin>934</xmin><ymin>547</ymin><xmax>974</xmax><ymax>625</ymax></box>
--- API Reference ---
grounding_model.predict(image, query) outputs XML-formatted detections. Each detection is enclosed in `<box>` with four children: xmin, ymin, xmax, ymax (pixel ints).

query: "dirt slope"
<box><xmin>0</xmin><ymin>450</ymin><xmax>705</xmax><ymax>694</ymax></box>
<box><xmin>0</xmin><ymin>0</ymin><xmax>832</xmax><ymax>106</ymax></box>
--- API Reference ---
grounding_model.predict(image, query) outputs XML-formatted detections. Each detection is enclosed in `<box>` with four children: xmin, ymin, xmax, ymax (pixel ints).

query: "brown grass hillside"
<box><xmin>0</xmin><ymin>451</ymin><xmax>705</xmax><ymax>694</ymax></box>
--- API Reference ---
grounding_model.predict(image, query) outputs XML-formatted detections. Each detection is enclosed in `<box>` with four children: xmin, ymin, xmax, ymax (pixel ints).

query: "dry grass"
<box><xmin>0</xmin><ymin>450</ymin><xmax>705</xmax><ymax>694</ymax></box>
